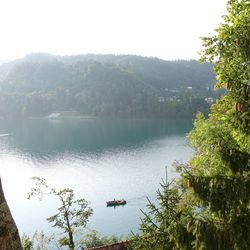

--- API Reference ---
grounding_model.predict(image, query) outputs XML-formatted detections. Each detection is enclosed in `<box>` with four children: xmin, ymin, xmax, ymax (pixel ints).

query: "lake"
<box><xmin>0</xmin><ymin>117</ymin><xmax>193</xmax><ymax>237</ymax></box>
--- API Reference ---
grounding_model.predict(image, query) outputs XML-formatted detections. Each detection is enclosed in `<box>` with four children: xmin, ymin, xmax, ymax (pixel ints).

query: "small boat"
<box><xmin>106</xmin><ymin>199</ymin><xmax>127</xmax><ymax>207</ymax></box>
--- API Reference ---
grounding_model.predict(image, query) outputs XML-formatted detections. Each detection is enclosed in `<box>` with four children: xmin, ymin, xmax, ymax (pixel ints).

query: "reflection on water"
<box><xmin>0</xmin><ymin>118</ymin><xmax>193</xmax><ymax>236</ymax></box>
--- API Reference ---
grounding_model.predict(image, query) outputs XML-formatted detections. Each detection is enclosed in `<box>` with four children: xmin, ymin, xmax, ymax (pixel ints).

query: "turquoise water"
<box><xmin>0</xmin><ymin>117</ymin><xmax>193</xmax><ymax>236</ymax></box>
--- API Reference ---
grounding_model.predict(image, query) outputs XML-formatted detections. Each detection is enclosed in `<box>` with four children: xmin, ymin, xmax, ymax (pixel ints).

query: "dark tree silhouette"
<box><xmin>0</xmin><ymin>178</ymin><xmax>22</xmax><ymax>250</ymax></box>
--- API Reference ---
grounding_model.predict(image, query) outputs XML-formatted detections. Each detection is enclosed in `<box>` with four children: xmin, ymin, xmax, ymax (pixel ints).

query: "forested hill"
<box><xmin>0</xmin><ymin>53</ymin><xmax>217</xmax><ymax>118</ymax></box>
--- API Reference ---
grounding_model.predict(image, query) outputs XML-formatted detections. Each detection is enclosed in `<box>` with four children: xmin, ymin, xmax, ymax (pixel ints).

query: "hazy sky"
<box><xmin>0</xmin><ymin>0</ymin><xmax>227</xmax><ymax>61</ymax></box>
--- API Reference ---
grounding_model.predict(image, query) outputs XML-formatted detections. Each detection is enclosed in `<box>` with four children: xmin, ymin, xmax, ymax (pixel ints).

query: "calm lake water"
<box><xmin>0</xmin><ymin>117</ymin><xmax>193</xmax><ymax>237</ymax></box>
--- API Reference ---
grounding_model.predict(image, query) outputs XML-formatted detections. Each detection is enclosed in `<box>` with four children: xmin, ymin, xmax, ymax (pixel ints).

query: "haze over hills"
<box><xmin>0</xmin><ymin>53</ymin><xmax>218</xmax><ymax>118</ymax></box>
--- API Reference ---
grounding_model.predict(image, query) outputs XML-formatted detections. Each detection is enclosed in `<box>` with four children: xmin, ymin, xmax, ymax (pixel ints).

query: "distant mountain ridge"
<box><xmin>0</xmin><ymin>53</ymin><xmax>217</xmax><ymax>118</ymax></box>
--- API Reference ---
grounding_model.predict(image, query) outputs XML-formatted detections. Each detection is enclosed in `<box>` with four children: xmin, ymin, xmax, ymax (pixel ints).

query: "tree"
<box><xmin>183</xmin><ymin>0</ymin><xmax>250</xmax><ymax>248</ymax></box>
<box><xmin>28</xmin><ymin>177</ymin><xmax>93</xmax><ymax>250</ymax></box>
<box><xmin>21</xmin><ymin>234</ymin><xmax>33</xmax><ymax>250</ymax></box>
<box><xmin>0</xmin><ymin>178</ymin><xmax>23</xmax><ymax>250</ymax></box>
<box><xmin>0</xmin><ymin>53</ymin><xmax>215</xmax><ymax>119</ymax></box>
<box><xmin>79</xmin><ymin>229</ymin><xmax>121</xmax><ymax>249</ymax></box>
<box><xmin>133</xmin><ymin>0</ymin><xmax>250</xmax><ymax>249</ymax></box>
<box><xmin>22</xmin><ymin>231</ymin><xmax>60</xmax><ymax>250</ymax></box>
<box><xmin>131</xmin><ymin>181</ymin><xmax>194</xmax><ymax>250</ymax></box>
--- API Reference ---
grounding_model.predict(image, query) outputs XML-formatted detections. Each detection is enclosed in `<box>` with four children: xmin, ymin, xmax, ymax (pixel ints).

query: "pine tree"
<box><xmin>133</xmin><ymin>1</ymin><xmax>250</xmax><ymax>249</ymax></box>
<box><xmin>131</xmin><ymin>181</ymin><xmax>194</xmax><ymax>250</ymax></box>
<box><xmin>180</xmin><ymin>0</ymin><xmax>250</xmax><ymax>249</ymax></box>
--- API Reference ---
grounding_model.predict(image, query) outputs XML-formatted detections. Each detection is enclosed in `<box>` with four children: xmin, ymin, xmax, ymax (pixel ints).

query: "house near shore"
<box><xmin>204</xmin><ymin>97</ymin><xmax>214</xmax><ymax>104</ymax></box>
<box><xmin>47</xmin><ymin>112</ymin><xmax>61</xmax><ymax>119</ymax></box>
<box><xmin>47</xmin><ymin>110</ymin><xmax>80</xmax><ymax>119</ymax></box>
<box><xmin>158</xmin><ymin>96</ymin><xmax>165</xmax><ymax>102</ymax></box>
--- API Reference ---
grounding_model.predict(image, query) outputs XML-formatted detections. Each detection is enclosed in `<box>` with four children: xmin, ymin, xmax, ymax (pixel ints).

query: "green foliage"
<box><xmin>200</xmin><ymin>0</ymin><xmax>250</xmax><ymax>133</ymax></box>
<box><xmin>28</xmin><ymin>177</ymin><xmax>93</xmax><ymax>250</ymax></box>
<box><xmin>21</xmin><ymin>231</ymin><xmax>58</xmax><ymax>250</ymax></box>
<box><xmin>191</xmin><ymin>176</ymin><xmax>250</xmax><ymax>215</ymax></box>
<box><xmin>21</xmin><ymin>229</ymin><xmax>125</xmax><ymax>250</ymax></box>
<box><xmin>133</xmin><ymin>1</ymin><xmax>250</xmax><ymax>249</ymax></box>
<box><xmin>131</xmin><ymin>181</ymin><xmax>194</xmax><ymax>250</ymax></box>
<box><xmin>32</xmin><ymin>231</ymin><xmax>57</xmax><ymax>250</ymax></box>
<box><xmin>183</xmin><ymin>0</ymin><xmax>250</xmax><ymax>248</ymax></box>
<box><xmin>21</xmin><ymin>234</ymin><xmax>33</xmax><ymax>250</ymax></box>
<box><xmin>79</xmin><ymin>229</ymin><xmax>121</xmax><ymax>249</ymax></box>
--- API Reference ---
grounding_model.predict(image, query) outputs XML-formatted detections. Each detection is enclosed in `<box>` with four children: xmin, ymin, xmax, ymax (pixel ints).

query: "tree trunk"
<box><xmin>65</xmin><ymin>213</ymin><xmax>74</xmax><ymax>250</ymax></box>
<box><xmin>0</xmin><ymin>177</ymin><xmax>22</xmax><ymax>250</ymax></box>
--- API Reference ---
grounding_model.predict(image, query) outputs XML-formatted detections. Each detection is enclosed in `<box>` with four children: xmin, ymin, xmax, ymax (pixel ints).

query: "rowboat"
<box><xmin>106</xmin><ymin>199</ymin><xmax>126</xmax><ymax>207</ymax></box>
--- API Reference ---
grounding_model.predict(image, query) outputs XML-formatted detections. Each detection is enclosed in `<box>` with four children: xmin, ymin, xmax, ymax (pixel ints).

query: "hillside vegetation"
<box><xmin>0</xmin><ymin>54</ymin><xmax>217</xmax><ymax>118</ymax></box>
